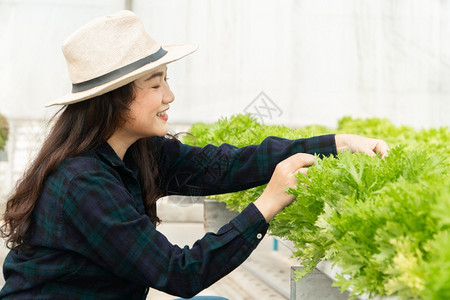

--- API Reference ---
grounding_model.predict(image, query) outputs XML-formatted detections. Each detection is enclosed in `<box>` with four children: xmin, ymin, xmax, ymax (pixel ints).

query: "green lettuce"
<box><xmin>183</xmin><ymin>114</ymin><xmax>450</xmax><ymax>299</ymax></box>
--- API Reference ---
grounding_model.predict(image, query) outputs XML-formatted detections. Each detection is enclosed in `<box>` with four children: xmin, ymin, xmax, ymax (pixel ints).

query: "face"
<box><xmin>123</xmin><ymin>65</ymin><xmax>174</xmax><ymax>139</ymax></box>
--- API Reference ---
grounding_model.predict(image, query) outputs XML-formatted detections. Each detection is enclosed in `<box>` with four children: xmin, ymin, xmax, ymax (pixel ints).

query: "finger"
<box><xmin>277</xmin><ymin>153</ymin><xmax>317</xmax><ymax>177</ymax></box>
<box><xmin>295</xmin><ymin>168</ymin><xmax>311</xmax><ymax>189</ymax></box>
<box><xmin>373</xmin><ymin>140</ymin><xmax>389</xmax><ymax>158</ymax></box>
<box><xmin>362</xmin><ymin>148</ymin><xmax>376</xmax><ymax>157</ymax></box>
<box><xmin>297</xmin><ymin>167</ymin><xmax>309</xmax><ymax>177</ymax></box>
<box><xmin>287</xmin><ymin>153</ymin><xmax>316</xmax><ymax>168</ymax></box>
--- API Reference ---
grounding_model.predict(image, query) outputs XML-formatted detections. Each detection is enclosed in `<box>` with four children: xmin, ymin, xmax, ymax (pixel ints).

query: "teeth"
<box><xmin>157</xmin><ymin>109</ymin><xmax>168</xmax><ymax>117</ymax></box>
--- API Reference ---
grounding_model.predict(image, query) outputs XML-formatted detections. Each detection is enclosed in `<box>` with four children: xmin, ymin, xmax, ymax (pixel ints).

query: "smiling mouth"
<box><xmin>157</xmin><ymin>107</ymin><xmax>169</xmax><ymax>117</ymax></box>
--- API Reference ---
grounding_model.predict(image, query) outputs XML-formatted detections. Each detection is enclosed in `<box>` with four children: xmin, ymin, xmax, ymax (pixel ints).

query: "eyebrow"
<box><xmin>144</xmin><ymin>71</ymin><xmax>165</xmax><ymax>82</ymax></box>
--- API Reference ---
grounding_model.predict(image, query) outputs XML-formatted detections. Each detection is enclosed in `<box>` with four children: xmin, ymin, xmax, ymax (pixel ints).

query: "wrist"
<box><xmin>254</xmin><ymin>192</ymin><xmax>284</xmax><ymax>222</ymax></box>
<box><xmin>335</xmin><ymin>134</ymin><xmax>350</xmax><ymax>152</ymax></box>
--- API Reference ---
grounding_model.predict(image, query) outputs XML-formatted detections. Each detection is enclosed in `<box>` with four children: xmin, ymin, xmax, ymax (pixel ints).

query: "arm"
<box><xmin>64</xmin><ymin>169</ymin><xmax>269</xmax><ymax>298</ymax></box>
<box><xmin>157</xmin><ymin>134</ymin><xmax>337</xmax><ymax>196</ymax></box>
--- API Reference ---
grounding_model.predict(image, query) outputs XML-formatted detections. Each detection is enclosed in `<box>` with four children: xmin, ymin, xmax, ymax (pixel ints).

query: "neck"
<box><xmin>107</xmin><ymin>132</ymin><xmax>137</xmax><ymax>160</ymax></box>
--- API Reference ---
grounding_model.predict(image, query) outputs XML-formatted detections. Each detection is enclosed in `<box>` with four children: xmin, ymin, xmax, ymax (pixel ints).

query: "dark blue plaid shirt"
<box><xmin>0</xmin><ymin>135</ymin><xmax>336</xmax><ymax>299</ymax></box>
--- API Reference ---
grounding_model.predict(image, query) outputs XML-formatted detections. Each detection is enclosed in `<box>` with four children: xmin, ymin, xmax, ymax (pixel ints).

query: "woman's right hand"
<box><xmin>254</xmin><ymin>153</ymin><xmax>316</xmax><ymax>222</ymax></box>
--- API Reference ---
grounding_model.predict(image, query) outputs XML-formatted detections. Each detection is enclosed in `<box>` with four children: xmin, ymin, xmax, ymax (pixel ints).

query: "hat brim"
<box><xmin>46</xmin><ymin>43</ymin><xmax>197</xmax><ymax>107</ymax></box>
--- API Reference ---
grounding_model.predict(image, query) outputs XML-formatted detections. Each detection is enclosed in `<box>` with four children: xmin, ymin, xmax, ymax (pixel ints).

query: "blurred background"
<box><xmin>0</xmin><ymin>0</ymin><xmax>449</xmax><ymax>200</ymax></box>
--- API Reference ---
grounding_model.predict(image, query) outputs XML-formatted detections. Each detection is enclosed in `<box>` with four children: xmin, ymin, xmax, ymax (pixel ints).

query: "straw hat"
<box><xmin>47</xmin><ymin>10</ymin><xmax>197</xmax><ymax>106</ymax></box>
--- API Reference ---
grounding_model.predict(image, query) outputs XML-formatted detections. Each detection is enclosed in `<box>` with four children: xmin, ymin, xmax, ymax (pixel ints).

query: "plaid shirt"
<box><xmin>0</xmin><ymin>135</ymin><xmax>336</xmax><ymax>299</ymax></box>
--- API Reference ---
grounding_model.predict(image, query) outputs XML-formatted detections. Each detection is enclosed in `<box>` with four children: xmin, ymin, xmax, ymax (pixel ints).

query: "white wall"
<box><xmin>0</xmin><ymin>0</ymin><xmax>449</xmax><ymax>129</ymax></box>
<box><xmin>0</xmin><ymin>0</ymin><xmax>126</xmax><ymax>119</ymax></box>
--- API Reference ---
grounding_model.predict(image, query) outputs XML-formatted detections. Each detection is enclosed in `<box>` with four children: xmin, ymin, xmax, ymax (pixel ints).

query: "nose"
<box><xmin>162</xmin><ymin>81</ymin><xmax>175</xmax><ymax>104</ymax></box>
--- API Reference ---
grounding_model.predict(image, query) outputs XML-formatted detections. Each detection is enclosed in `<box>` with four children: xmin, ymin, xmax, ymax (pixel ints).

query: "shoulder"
<box><xmin>47</xmin><ymin>151</ymin><xmax>122</xmax><ymax>190</ymax></box>
<box><xmin>36</xmin><ymin>154</ymin><xmax>124</xmax><ymax>229</ymax></box>
<box><xmin>43</xmin><ymin>152</ymin><xmax>134</xmax><ymax>210</ymax></box>
<box><xmin>58</xmin><ymin>155</ymin><xmax>112</xmax><ymax>180</ymax></box>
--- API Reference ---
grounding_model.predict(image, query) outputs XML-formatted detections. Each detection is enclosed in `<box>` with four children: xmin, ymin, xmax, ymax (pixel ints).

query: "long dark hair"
<box><xmin>1</xmin><ymin>83</ymin><xmax>162</xmax><ymax>250</ymax></box>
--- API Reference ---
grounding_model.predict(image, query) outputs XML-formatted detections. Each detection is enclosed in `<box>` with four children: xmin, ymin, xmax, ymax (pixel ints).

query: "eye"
<box><xmin>152</xmin><ymin>77</ymin><xmax>169</xmax><ymax>89</ymax></box>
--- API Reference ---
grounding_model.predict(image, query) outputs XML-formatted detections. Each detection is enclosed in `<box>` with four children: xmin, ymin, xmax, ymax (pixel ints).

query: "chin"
<box><xmin>154</xmin><ymin>129</ymin><xmax>169</xmax><ymax>137</ymax></box>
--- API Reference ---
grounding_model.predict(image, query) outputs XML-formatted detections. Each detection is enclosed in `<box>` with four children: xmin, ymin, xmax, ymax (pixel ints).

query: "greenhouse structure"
<box><xmin>0</xmin><ymin>1</ymin><xmax>449</xmax><ymax>299</ymax></box>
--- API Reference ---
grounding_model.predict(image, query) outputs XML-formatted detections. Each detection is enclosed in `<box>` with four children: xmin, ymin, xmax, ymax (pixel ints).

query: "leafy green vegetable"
<box><xmin>0</xmin><ymin>113</ymin><xmax>8</xmax><ymax>150</ymax></box>
<box><xmin>183</xmin><ymin>114</ymin><xmax>450</xmax><ymax>299</ymax></box>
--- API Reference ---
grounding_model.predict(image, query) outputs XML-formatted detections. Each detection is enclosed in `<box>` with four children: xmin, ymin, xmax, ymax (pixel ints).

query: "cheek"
<box><xmin>134</xmin><ymin>90</ymin><xmax>161</xmax><ymax>113</ymax></box>
<box><xmin>129</xmin><ymin>102</ymin><xmax>160</xmax><ymax>128</ymax></box>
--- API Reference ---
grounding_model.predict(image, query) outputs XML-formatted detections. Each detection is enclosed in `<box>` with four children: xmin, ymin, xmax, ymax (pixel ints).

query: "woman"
<box><xmin>0</xmin><ymin>10</ymin><xmax>388</xmax><ymax>299</ymax></box>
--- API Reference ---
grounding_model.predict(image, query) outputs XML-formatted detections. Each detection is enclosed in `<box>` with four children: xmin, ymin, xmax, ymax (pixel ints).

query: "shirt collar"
<box><xmin>96</xmin><ymin>142</ymin><xmax>139</xmax><ymax>178</ymax></box>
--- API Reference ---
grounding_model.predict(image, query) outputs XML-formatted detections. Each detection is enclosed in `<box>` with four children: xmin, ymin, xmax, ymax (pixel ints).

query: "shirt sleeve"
<box><xmin>158</xmin><ymin>134</ymin><xmax>337</xmax><ymax>196</ymax></box>
<box><xmin>63</xmin><ymin>169</ymin><xmax>269</xmax><ymax>298</ymax></box>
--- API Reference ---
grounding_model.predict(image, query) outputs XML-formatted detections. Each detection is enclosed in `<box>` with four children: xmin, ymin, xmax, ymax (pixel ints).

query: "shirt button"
<box><xmin>256</xmin><ymin>233</ymin><xmax>263</xmax><ymax>239</ymax></box>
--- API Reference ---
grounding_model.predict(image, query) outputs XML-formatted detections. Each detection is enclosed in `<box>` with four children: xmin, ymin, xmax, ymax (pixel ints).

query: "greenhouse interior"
<box><xmin>0</xmin><ymin>1</ymin><xmax>449</xmax><ymax>299</ymax></box>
